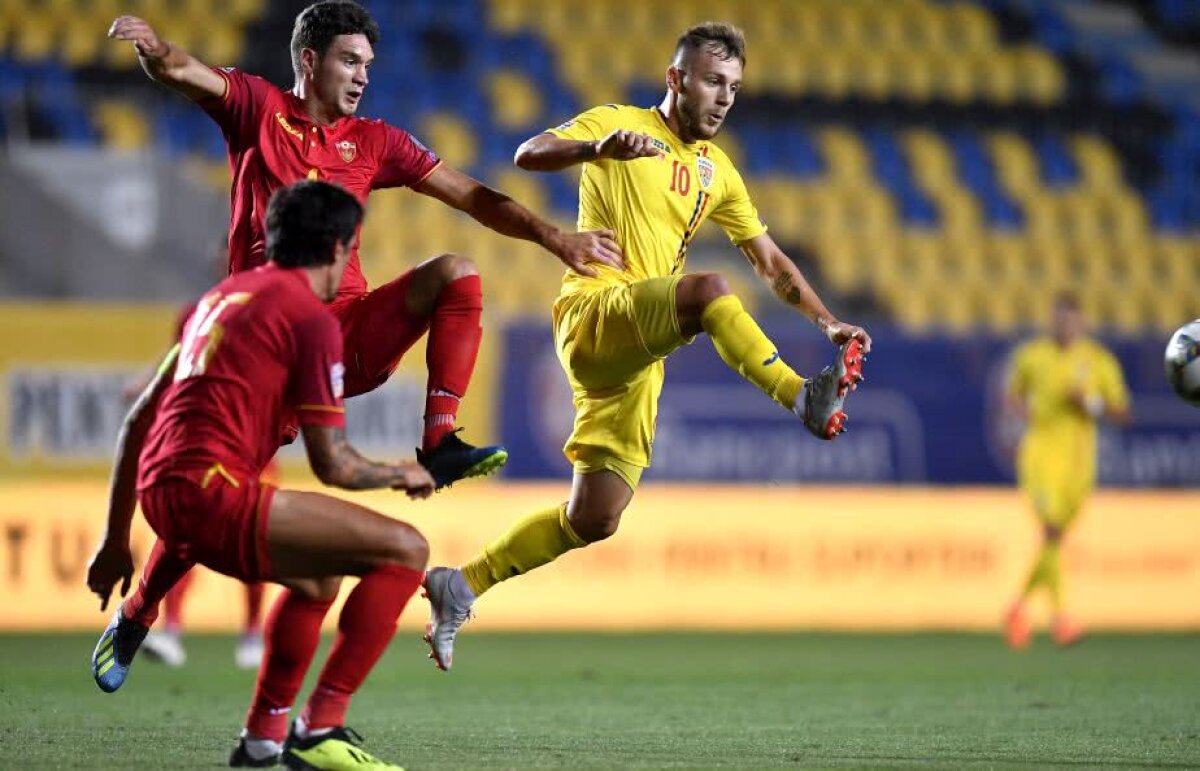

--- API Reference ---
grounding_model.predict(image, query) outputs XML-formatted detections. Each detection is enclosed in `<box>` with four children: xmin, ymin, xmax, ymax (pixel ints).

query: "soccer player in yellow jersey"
<box><xmin>422</xmin><ymin>23</ymin><xmax>871</xmax><ymax>669</ymax></box>
<box><xmin>1004</xmin><ymin>292</ymin><xmax>1130</xmax><ymax>649</ymax></box>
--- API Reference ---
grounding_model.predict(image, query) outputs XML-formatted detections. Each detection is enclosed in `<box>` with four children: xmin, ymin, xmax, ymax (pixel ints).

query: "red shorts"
<box><xmin>139</xmin><ymin>475</ymin><xmax>276</xmax><ymax>582</ymax></box>
<box><xmin>331</xmin><ymin>269</ymin><xmax>429</xmax><ymax>397</ymax></box>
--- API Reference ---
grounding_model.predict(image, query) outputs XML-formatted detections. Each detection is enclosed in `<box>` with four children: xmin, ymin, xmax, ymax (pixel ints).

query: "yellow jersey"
<box><xmin>547</xmin><ymin>104</ymin><xmax>766</xmax><ymax>297</ymax></box>
<box><xmin>1008</xmin><ymin>337</ymin><xmax>1129</xmax><ymax>447</ymax></box>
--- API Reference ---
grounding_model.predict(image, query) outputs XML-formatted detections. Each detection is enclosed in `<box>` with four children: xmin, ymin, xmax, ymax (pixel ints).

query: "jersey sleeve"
<box><xmin>545</xmin><ymin>104</ymin><xmax>624</xmax><ymax>142</ymax></box>
<box><xmin>290</xmin><ymin>311</ymin><xmax>346</xmax><ymax>428</ymax></box>
<box><xmin>198</xmin><ymin>67</ymin><xmax>273</xmax><ymax>152</ymax></box>
<box><xmin>372</xmin><ymin>124</ymin><xmax>442</xmax><ymax>189</ymax></box>
<box><xmin>1098</xmin><ymin>349</ymin><xmax>1131</xmax><ymax>411</ymax></box>
<box><xmin>1007</xmin><ymin>345</ymin><xmax>1033</xmax><ymax>399</ymax></box>
<box><xmin>708</xmin><ymin>161</ymin><xmax>767</xmax><ymax>245</ymax></box>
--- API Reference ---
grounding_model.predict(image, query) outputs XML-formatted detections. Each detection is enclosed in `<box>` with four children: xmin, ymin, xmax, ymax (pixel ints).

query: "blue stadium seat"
<box><xmin>1032</xmin><ymin>132</ymin><xmax>1079</xmax><ymax>188</ymax></box>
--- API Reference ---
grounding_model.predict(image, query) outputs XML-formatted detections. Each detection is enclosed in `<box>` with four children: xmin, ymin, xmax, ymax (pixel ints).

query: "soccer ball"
<box><xmin>1164</xmin><ymin>320</ymin><xmax>1200</xmax><ymax>407</ymax></box>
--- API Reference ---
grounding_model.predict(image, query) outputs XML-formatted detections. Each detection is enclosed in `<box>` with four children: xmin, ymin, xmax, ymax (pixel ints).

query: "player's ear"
<box><xmin>300</xmin><ymin>47</ymin><xmax>318</xmax><ymax>79</ymax></box>
<box><xmin>666</xmin><ymin>65</ymin><xmax>682</xmax><ymax>93</ymax></box>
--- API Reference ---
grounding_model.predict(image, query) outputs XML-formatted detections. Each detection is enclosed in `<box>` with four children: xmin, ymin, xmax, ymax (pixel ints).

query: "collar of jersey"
<box><xmin>650</xmin><ymin>106</ymin><xmax>704</xmax><ymax>154</ymax></box>
<box><xmin>282</xmin><ymin>91</ymin><xmax>351</xmax><ymax>136</ymax></box>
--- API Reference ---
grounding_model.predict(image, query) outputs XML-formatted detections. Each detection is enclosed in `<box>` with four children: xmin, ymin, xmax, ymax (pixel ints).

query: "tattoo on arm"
<box><xmin>326</xmin><ymin>427</ymin><xmax>406</xmax><ymax>490</ymax></box>
<box><xmin>772</xmin><ymin>273</ymin><xmax>804</xmax><ymax>306</ymax></box>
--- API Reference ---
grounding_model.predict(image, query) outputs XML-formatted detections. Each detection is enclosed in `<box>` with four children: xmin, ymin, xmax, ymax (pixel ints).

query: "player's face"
<box><xmin>670</xmin><ymin>50</ymin><xmax>742</xmax><ymax>141</ymax></box>
<box><xmin>311</xmin><ymin>34</ymin><xmax>373</xmax><ymax>118</ymax></box>
<box><xmin>1052</xmin><ymin>303</ymin><xmax>1085</xmax><ymax>343</ymax></box>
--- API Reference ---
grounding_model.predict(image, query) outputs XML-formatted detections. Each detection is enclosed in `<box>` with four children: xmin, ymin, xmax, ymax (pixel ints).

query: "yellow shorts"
<box><xmin>552</xmin><ymin>275</ymin><xmax>691</xmax><ymax>489</ymax></box>
<box><xmin>1017</xmin><ymin>436</ymin><xmax>1094</xmax><ymax>528</ymax></box>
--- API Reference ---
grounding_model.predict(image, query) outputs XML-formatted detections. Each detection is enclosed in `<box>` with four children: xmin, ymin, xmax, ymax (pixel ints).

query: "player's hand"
<box><xmin>86</xmin><ymin>540</ymin><xmax>134</xmax><ymax>612</ymax></box>
<box><xmin>394</xmin><ymin>463</ymin><xmax>435</xmax><ymax>499</ymax></box>
<box><xmin>821</xmin><ymin>319</ymin><xmax>872</xmax><ymax>354</ymax></box>
<box><xmin>595</xmin><ymin>130</ymin><xmax>663</xmax><ymax>162</ymax></box>
<box><xmin>546</xmin><ymin>229</ymin><xmax>625</xmax><ymax>277</ymax></box>
<box><xmin>107</xmin><ymin>16</ymin><xmax>169</xmax><ymax>59</ymax></box>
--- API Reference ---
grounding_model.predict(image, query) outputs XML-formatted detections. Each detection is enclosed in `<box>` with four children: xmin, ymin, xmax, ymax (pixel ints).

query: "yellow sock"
<box><xmin>701</xmin><ymin>295</ymin><xmax>804</xmax><ymax>411</ymax></box>
<box><xmin>1042</xmin><ymin>542</ymin><xmax>1062</xmax><ymax>612</ymax></box>
<box><xmin>461</xmin><ymin>503</ymin><xmax>587</xmax><ymax>597</ymax></box>
<box><xmin>1021</xmin><ymin>542</ymin><xmax>1061</xmax><ymax>607</ymax></box>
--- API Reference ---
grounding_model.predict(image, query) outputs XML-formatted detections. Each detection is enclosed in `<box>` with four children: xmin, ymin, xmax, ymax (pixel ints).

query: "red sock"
<box><xmin>300</xmin><ymin>564</ymin><xmax>423</xmax><ymax>731</ymax></box>
<box><xmin>245</xmin><ymin>590</ymin><xmax>334</xmax><ymax>742</ymax></box>
<box><xmin>244</xmin><ymin>582</ymin><xmax>265</xmax><ymax>634</ymax></box>
<box><xmin>124</xmin><ymin>539</ymin><xmax>193</xmax><ymax>628</ymax></box>
<box><xmin>163</xmin><ymin>571</ymin><xmax>193</xmax><ymax>632</ymax></box>
<box><xmin>423</xmin><ymin>274</ymin><xmax>482</xmax><ymax>451</ymax></box>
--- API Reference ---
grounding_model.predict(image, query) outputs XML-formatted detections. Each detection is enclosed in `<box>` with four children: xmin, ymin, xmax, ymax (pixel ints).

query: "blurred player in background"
<box><xmin>421</xmin><ymin>23</ymin><xmax>871</xmax><ymax>670</ymax></box>
<box><xmin>123</xmin><ymin>235</ymin><xmax>266</xmax><ymax>670</ymax></box>
<box><xmin>107</xmin><ymin>0</ymin><xmax>624</xmax><ymax>488</ymax></box>
<box><xmin>88</xmin><ymin>181</ymin><xmax>433</xmax><ymax>770</ymax></box>
<box><xmin>1003</xmin><ymin>292</ymin><xmax>1131</xmax><ymax>649</ymax></box>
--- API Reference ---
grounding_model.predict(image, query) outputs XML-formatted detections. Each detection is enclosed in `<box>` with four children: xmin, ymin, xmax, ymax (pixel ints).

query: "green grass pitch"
<box><xmin>3</xmin><ymin>632</ymin><xmax>1198</xmax><ymax>768</ymax></box>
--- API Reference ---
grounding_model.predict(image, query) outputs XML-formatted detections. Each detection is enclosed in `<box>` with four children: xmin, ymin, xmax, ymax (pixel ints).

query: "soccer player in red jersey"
<box><xmin>87</xmin><ymin>181</ymin><xmax>436</xmax><ymax>769</ymax></box>
<box><xmin>123</xmin><ymin>237</ymin><xmax>268</xmax><ymax>671</ymax></box>
<box><xmin>107</xmin><ymin>0</ymin><xmax>623</xmax><ymax>486</ymax></box>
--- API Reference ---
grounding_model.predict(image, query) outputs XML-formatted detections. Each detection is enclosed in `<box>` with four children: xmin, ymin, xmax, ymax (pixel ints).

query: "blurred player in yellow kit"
<box><xmin>1004</xmin><ymin>292</ymin><xmax>1130</xmax><ymax>648</ymax></box>
<box><xmin>421</xmin><ymin>22</ymin><xmax>871</xmax><ymax>670</ymax></box>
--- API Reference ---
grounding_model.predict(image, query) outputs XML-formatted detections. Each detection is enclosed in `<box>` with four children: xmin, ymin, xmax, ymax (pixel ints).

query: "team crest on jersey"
<box><xmin>331</xmin><ymin>362</ymin><xmax>345</xmax><ymax>399</ymax></box>
<box><xmin>335</xmin><ymin>140</ymin><xmax>357</xmax><ymax>163</ymax></box>
<box><xmin>696</xmin><ymin>157</ymin><xmax>715</xmax><ymax>190</ymax></box>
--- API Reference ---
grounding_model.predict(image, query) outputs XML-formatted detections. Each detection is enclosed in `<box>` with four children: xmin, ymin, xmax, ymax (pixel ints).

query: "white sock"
<box><xmin>294</xmin><ymin>716</ymin><xmax>335</xmax><ymax>740</ymax></box>
<box><xmin>239</xmin><ymin>729</ymin><xmax>282</xmax><ymax>761</ymax></box>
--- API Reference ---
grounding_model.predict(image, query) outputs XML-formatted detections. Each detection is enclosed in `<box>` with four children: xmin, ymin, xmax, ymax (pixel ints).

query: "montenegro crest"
<box><xmin>696</xmin><ymin>156</ymin><xmax>715</xmax><ymax>190</ymax></box>
<box><xmin>336</xmin><ymin>140</ymin><xmax>357</xmax><ymax>162</ymax></box>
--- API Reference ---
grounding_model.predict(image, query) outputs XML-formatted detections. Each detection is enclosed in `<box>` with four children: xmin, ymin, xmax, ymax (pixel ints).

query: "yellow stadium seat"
<box><xmin>816</xmin><ymin>128</ymin><xmax>871</xmax><ymax>183</ymax></box>
<box><xmin>943</xmin><ymin>3</ymin><xmax>998</xmax><ymax>51</ymax></box>
<box><xmin>850</xmin><ymin>47</ymin><xmax>892</xmax><ymax>102</ymax></box>
<box><xmin>893</xmin><ymin>50</ymin><xmax>935</xmax><ymax>103</ymax></box>
<box><xmin>62</xmin><ymin>15</ymin><xmax>104</xmax><ymax>67</ymax></box>
<box><xmin>487</xmin><ymin>0</ymin><xmax>536</xmax><ymax>33</ymax></box>
<box><xmin>929</xmin><ymin>51</ymin><xmax>976</xmax><ymax>104</ymax></box>
<box><xmin>1014</xmin><ymin>46</ymin><xmax>1065</xmax><ymax>105</ymax></box>
<box><xmin>811</xmin><ymin>50</ymin><xmax>853</xmax><ymax>100</ymax></box>
<box><xmin>1070</xmin><ymin>134</ymin><xmax>1124</xmax><ymax>191</ymax></box>
<box><xmin>987</xmin><ymin>132</ymin><xmax>1041</xmax><ymax>198</ymax></box>
<box><xmin>980</xmin><ymin>51</ymin><xmax>1018</xmax><ymax>106</ymax></box>
<box><xmin>93</xmin><ymin>99</ymin><xmax>151</xmax><ymax>150</ymax></box>
<box><xmin>12</xmin><ymin>11</ymin><xmax>59</xmax><ymax>63</ymax></box>
<box><xmin>487</xmin><ymin>69</ymin><xmax>543</xmax><ymax>131</ymax></box>
<box><xmin>420</xmin><ymin>112</ymin><xmax>478</xmax><ymax>170</ymax></box>
<box><xmin>197</xmin><ymin>24</ymin><xmax>244</xmax><ymax>68</ymax></box>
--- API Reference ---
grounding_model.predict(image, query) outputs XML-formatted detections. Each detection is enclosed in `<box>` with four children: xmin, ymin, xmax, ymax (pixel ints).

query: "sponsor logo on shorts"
<box><xmin>331</xmin><ymin>362</ymin><xmax>345</xmax><ymax>399</ymax></box>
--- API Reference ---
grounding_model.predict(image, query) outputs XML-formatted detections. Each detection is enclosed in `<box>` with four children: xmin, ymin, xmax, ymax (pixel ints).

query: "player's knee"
<box><xmin>381</xmin><ymin>521</ymin><xmax>430</xmax><ymax>570</ymax></box>
<box><xmin>691</xmin><ymin>272</ymin><xmax>732</xmax><ymax>308</ymax></box>
<box><xmin>1042</xmin><ymin>522</ymin><xmax>1063</xmax><ymax>542</ymax></box>
<box><xmin>285</xmin><ymin>575</ymin><xmax>343</xmax><ymax>601</ymax></box>
<box><xmin>570</xmin><ymin>508</ymin><xmax>621</xmax><ymax>543</ymax></box>
<box><xmin>431</xmin><ymin>252</ymin><xmax>478</xmax><ymax>283</ymax></box>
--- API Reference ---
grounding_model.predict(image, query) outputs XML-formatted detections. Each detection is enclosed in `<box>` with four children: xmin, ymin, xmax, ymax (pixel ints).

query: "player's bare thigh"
<box><xmin>264</xmin><ymin>489</ymin><xmax>429</xmax><ymax>580</ymax></box>
<box><xmin>400</xmin><ymin>252</ymin><xmax>478</xmax><ymax>318</ymax></box>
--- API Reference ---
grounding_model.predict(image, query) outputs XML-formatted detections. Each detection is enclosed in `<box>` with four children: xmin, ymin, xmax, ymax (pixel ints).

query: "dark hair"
<box><xmin>1053</xmin><ymin>290</ymin><xmax>1081</xmax><ymax>311</ymax></box>
<box><xmin>673</xmin><ymin>22</ymin><xmax>746</xmax><ymax>67</ymax></box>
<box><xmin>266</xmin><ymin>181</ymin><xmax>364</xmax><ymax>268</ymax></box>
<box><xmin>291</xmin><ymin>1</ymin><xmax>380</xmax><ymax>76</ymax></box>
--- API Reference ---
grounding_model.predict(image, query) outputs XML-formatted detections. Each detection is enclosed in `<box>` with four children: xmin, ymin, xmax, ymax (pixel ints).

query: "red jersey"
<box><xmin>200</xmin><ymin>68</ymin><xmax>442</xmax><ymax>299</ymax></box>
<box><xmin>138</xmin><ymin>264</ymin><xmax>345</xmax><ymax>488</ymax></box>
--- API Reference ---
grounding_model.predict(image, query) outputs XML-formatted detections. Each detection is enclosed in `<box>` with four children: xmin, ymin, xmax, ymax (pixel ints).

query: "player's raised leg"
<box><xmin>675</xmin><ymin>272</ymin><xmax>864</xmax><ymax>439</ymax></box>
<box><xmin>335</xmin><ymin>252</ymin><xmax>507</xmax><ymax>489</ymax></box>
<box><xmin>232</xmin><ymin>489</ymin><xmax>427</xmax><ymax>770</ymax></box>
<box><xmin>91</xmin><ymin>538</ymin><xmax>194</xmax><ymax>692</ymax></box>
<box><xmin>426</xmin><ymin>468</ymin><xmax>631</xmax><ymax>671</ymax></box>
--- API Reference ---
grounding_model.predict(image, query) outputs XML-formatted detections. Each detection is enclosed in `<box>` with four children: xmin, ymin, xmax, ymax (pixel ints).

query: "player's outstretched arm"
<box><xmin>107</xmin><ymin>15</ymin><xmax>225</xmax><ymax>102</ymax></box>
<box><xmin>412</xmin><ymin>165</ymin><xmax>625</xmax><ymax>276</ymax></box>
<box><xmin>739</xmin><ymin>232</ymin><xmax>872</xmax><ymax>352</ymax></box>
<box><xmin>86</xmin><ymin>345</ymin><xmax>178</xmax><ymax>611</ymax></box>
<box><xmin>514</xmin><ymin>130</ymin><xmax>662</xmax><ymax>172</ymax></box>
<box><xmin>302</xmin><ymin>425</ymin><xmax>434</xmax><ymax>497</ymax></box>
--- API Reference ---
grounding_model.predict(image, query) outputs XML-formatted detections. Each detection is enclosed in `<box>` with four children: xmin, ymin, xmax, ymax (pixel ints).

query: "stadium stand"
<box><xmin>0</xmin><ymin>0</ymin><xmax>1195</xmax><ymax>326</ymax></box>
